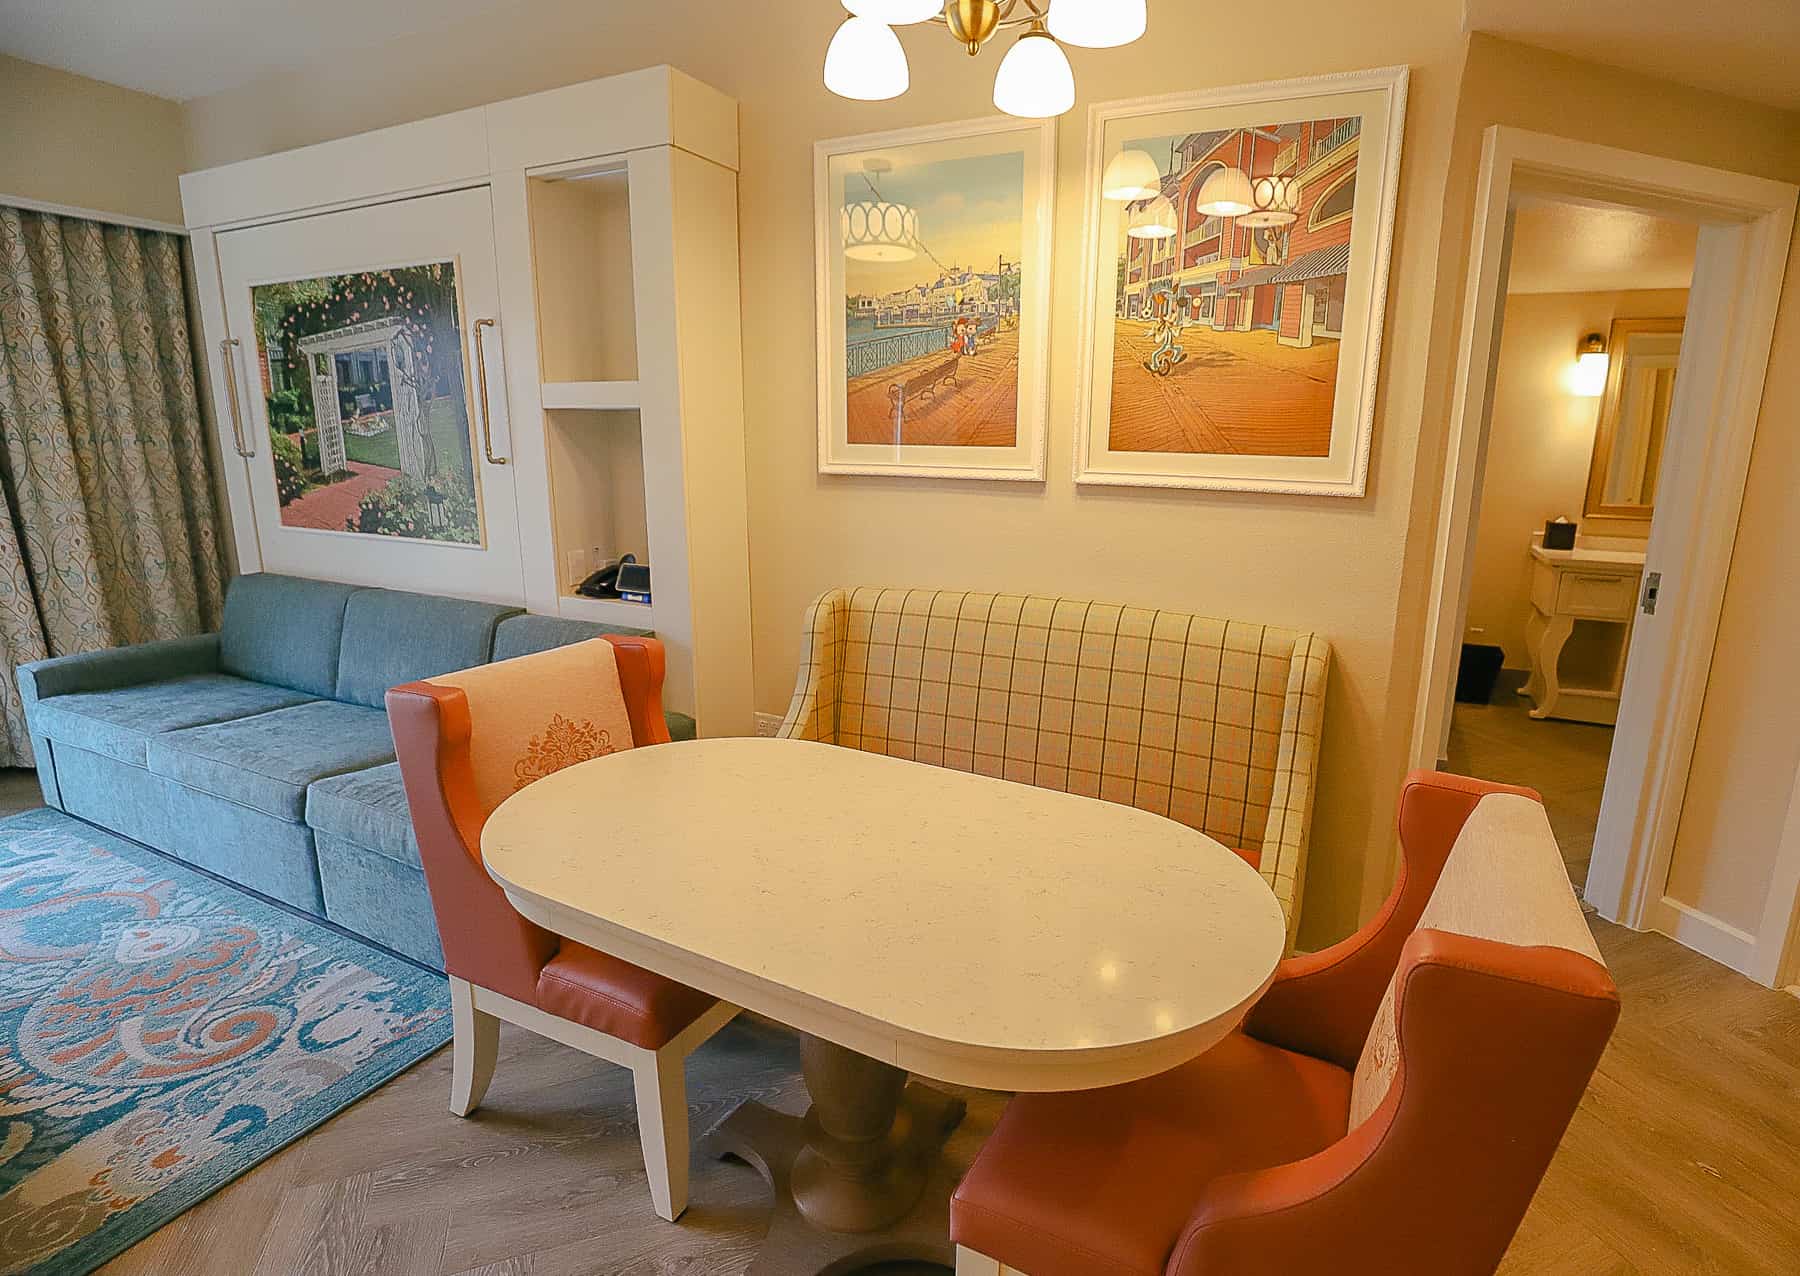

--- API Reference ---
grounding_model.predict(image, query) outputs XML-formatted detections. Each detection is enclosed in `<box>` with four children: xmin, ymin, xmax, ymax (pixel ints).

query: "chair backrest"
<box><xmin>386</xmin><ymin>635</ymin><xmax>668</xmax><ymax>1000</ymax></box>
<box><xmin>427</xmin><ymin>638</ymin><xmax>638</xmax><ymax>815</ymax></box>
<box><xmin>1349</xmin><ymin>791</ymin><xmax>1610</xmax><ymax>1127</ymax></box>
<box><xmin>784</xmin><ymin>587</ymin><xmax>1328</xmax><ymax>904</ymax></box>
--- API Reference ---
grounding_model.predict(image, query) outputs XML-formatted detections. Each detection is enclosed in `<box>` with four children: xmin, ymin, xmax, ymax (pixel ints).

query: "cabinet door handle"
<box><xmin>219</xmin><ymin>337</ymin><xmax>255</xmax><ymax>458</ymax></box>
<box><xmin>472</xmin><ymin>318</ymin><xmax>508</xmax><ymax>465</ymax></box>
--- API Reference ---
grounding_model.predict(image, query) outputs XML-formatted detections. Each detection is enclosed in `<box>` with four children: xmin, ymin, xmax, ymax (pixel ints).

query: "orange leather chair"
<box><xmin>950</xmin><ymin>771</ymin><xmax>1620</xmax><ymax>1276</ymax></box>
<box><xmin>387</xmin><ymin>635</ymin><xmax>736</xmax><ymax>1222</ymax></box>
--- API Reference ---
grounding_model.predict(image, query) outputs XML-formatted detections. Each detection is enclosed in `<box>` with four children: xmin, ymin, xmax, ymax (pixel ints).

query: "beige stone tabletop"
<box><xmin>482</xmin><ymin>737</ymin><xmax>1286</xmax><ymax>1091</ymax></box>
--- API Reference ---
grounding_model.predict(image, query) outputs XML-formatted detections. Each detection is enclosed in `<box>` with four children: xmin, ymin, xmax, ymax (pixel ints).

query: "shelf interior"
<box><xmin>530</xmin><ymin>169</ymin><xmax>638</xmax><ymax>384</ymax></box>
<box><xmin>545</xmin><ymin>407</ymin><xmax>650</xmax><ymax>598</ymax></box>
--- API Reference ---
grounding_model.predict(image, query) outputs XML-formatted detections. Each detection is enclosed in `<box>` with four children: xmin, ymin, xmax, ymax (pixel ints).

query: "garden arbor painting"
<box><xmin>251</xmin><ymin>260</ymin><xmax>483</xmax><ymax>543</ymax></box>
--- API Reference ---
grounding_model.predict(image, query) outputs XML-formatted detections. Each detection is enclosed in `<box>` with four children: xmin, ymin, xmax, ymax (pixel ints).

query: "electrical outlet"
<box><xmin>754</xmin><ymin>712</ymin><xmax>784</xmax><ymax>738</ymax></box>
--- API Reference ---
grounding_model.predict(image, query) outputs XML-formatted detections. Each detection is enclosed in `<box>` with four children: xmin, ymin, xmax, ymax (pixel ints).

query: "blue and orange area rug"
<box><xmin>0</xmin><ymin>809</ymin><xmax>450</xmax><ymax>1274</ymax></box>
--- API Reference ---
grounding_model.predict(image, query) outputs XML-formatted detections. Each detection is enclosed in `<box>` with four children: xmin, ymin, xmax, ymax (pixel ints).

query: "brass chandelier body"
<box><xmin>944</xmin><ymin>0</ymin><xmax>1048</xmax><ymax>54</ymax></box>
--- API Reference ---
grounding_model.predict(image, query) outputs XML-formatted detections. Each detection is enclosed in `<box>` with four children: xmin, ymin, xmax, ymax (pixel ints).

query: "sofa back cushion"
<box><xmin>334</xmin><ymin>588</ymin><xmax>522</xmax><ymax>708</ymax></box>
<box><xmin>492</xmin><ymin>613</ymin><xmax>652</xmax><ymax>662</ymax></box>
<box><xmin>428</xmin><ymin>638</ymin><xmax>637</xmax><ymax>815</ymax></box>
<box><xmin>220</xmin><ymin>573</ymin><xmax>359</xmax><ymax>698</ymax></box>
<box><xmin>1348</xmin><ymin>793</ymin><xmax>1606</xmax><ymax>1128</ymax></box>
<box><xmin>786</xmin><ymin>587</ymin><xmax>1327</xmax><ymax>869</ymax></box>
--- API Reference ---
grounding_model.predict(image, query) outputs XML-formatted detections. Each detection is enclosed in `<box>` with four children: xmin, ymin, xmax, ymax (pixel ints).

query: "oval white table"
<box><xmin>483</xmin><ymin>737</ymin><xmax>1286</xmax><ymax>1274</ymax></box>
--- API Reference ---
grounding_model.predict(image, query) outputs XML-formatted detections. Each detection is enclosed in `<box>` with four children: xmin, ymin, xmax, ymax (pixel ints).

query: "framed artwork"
<box><xmin>1073</xmin><ymin>66</ymin><xmax>1408</xmax><ymax>495</ymax></box>
<box><xmin>815</xmin><ymin>116</ymin><xmax>1055</xmax><ymax>480</ymax></box>
<box><xmin>249</xmin><ymin>259</ymin><xmax>484</xmax><ymax>543</ymax></box>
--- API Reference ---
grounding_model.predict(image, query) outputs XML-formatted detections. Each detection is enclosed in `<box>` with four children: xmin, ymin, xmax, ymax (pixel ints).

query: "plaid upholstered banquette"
<box><xmin>777</xmin><ymin>588</ymin><xmax>1330</xmax><ymax>940</ymax></box>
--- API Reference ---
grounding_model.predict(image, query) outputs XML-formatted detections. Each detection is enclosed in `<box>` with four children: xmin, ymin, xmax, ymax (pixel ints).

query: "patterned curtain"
<box><xmin>0</xmin><ymin>206</ymin><xmax>227</xmax><ymax>767</ymax></box>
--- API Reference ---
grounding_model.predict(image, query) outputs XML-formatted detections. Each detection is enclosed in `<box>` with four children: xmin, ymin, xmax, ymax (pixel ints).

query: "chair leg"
<box><xmin>448</xmin><ymin>977</ymin><xmax>499</xmax><ymax>1117</ymax></box>
<box><xmin>632</xmin><ymin>1043</ymin><xmax>691</xmax><ymax>1222</ymax></box>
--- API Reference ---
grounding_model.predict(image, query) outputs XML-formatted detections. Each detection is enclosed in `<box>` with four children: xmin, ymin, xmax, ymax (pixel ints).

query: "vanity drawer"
<box><xmin>1555</xmin><ymin>571</ymin><xmax>1638</xmax><ymax>620</ymax></box>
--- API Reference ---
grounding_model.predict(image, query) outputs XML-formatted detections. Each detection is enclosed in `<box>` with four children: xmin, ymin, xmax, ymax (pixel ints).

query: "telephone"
<box><xmin>575</xmin><ymin>554</ymin><xmax>651</xmax><ymax>604</ymax></box>
<box><xmin>576</xmin><ymin>555</ymin><xmax>628</xmax><ymax>598</ymax></box>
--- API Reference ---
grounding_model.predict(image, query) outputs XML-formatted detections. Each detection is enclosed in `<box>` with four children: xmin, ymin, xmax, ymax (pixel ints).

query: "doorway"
<box><xmin>1411</xmin><ymin>126</ymin><xmax>1797</xmax><ymax>982</ymax></box>
<box><xmin>1446</xmin><ymin>194</ymin><xmax>1695</xmax><ymax>894</ymax></box>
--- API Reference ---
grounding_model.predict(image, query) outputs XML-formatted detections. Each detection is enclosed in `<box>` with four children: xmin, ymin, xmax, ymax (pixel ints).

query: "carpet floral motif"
<box><xmin>0</xmin><ymin>810</ymin><xmax>449</xmax><ymax>1274</ymax></box>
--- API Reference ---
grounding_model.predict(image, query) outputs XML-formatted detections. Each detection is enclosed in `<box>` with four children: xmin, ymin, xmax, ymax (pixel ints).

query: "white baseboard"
<box><xmin>1653</xmin><ymin>895</ymin><xmax>1758</xmax><ymax>976</ymax></box>
<box><xmin>754</xmin><ymin>712</ymin><xmax>783</xmax><ymax>738</ymax></box>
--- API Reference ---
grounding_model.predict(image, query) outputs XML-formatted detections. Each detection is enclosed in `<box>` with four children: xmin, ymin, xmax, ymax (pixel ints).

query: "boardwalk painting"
<box><xmin>818</xmin><ymin>119</ymin><xmax>1054</xmax><ymax>479</ymax></box>
<box><xmin>1076</xmin><ymin>71</ymin><xmax>1407</xmax><ymax>495</ymax></box>
<box><xmin>251</xmin><ymin>261</ymin><xmax>483</xmax><ymax>543</ymax></box>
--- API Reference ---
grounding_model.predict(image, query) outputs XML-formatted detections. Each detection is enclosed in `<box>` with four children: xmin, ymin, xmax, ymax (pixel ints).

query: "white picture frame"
<box><xmin>1072</xmin><ymin>65</ymin><xmax>1408</xmax><ymax>496</ymax></box>
<box><xmin>815</xmin><ymin>116</ymin><xmax>1055</xmax><ymax>481</ymax></box>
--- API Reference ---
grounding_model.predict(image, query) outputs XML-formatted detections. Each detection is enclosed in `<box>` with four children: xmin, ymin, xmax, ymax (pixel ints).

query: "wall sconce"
<box><xmin>1571</xmin><ymin>332</ymin><xmax>1608</xmax><ymax>397</ymax></box>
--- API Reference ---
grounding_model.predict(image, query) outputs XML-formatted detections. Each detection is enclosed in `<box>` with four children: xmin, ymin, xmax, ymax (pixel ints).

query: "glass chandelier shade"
<box><xmin>824</xmin><ymin>16</ymin><xmax>910</xmax><ymax>101</ymax></box>
<box><xmin>1125</xmin><ymin>194</ymin><xmax>1177</xmax><ymax>240</ymax></box>
<box><xmin>992</xmin><ymin>28</ymin><xmax>1075</xmax><ymax>118</ymax></box>
<box><xmin>1572</xmin><ymin>333</ymin><xmax>1609</xmax><ymax>397</ymax></box>
<box><xmin>1195</xmin><ymin>166</ymin><xmax>1254</xmax><ymax>217</ymax></box>
<box><xmin>1046</xmin><ymin>0</ymin><xmax>1147</xmax><ymax>48</ymax></box>
<box><xmin>1102</xmin><ymin>149</ymin><xmax>1163</xmax><ymax>202</ymax></box>
<box><xmin>1236</xmin><ymin>174</ymin><xmax>1300</xmax><ymax>227</ymax></box>
<box><xmin>841</xmin><ymin>0</ymin><xmax>944</xmax><ymax>22</ymax></box>
<box><xmin>843</xmin><ymin>200</ymin><xmax>923</xmax><ymax>261</ymax></box>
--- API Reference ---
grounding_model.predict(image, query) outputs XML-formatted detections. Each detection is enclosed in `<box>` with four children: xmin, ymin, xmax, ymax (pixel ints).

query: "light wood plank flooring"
<box><xmin>4</xmin><ymin>759</ymin><xmax>1797</xmax><ymax>1273</ymax></box>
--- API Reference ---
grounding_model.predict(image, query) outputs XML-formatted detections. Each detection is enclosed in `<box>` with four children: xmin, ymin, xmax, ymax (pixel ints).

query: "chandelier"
<box><xmin>824</xmin><ymin>1</ymin><xmax>1149</xmax><ymax>119</ymax></box>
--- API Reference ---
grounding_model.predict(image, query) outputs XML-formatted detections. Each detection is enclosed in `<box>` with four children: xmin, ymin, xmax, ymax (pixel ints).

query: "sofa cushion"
<box><xmin>492</xmin><ymin>613</ymin><xmax>651</xmax><ymax>662</ymax></box>
<box><xmin>333</xmin><ymin>588</ymin><xmax>522</xmax><ymax>709</ymax></box>
<box><xmin>31</xmin><ymin>674</ymin><xmax>317</xmax><ymax>766</ymax></box>
<box><xmin>147</xmin><ymin>701</ymin><xmax>398</xmax><ymax>823</ymax></box>
<box><xmin>220</xmin><ymin>573</ymin><xmax>360</xmax><ymax>697</ymax></box>
<box><xmin>951</xmin><ymin>1032</ymin><xmax>1352</xmax><ymax>1276</ymax></box>
<box><xmin>305</xmin><ymin>763</ymin><xmax>419</xmax><ymax>870</ymax></box>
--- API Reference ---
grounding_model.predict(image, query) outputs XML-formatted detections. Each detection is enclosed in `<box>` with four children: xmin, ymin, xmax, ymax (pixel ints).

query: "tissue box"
<box><xmin>1543</xmin><ymin>519</ymin><xmax>1577</xmax><ymax>550</ymax></box>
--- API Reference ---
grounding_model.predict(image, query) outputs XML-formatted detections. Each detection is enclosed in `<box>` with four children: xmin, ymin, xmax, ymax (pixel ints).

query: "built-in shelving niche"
<box><xmin>546</xmin><ymin>408</ymin><xmax>653</xmax><ymax>628</ymax></box>
<box><xmin>529</xmin><ymin>166</ymin><xmax>638</xmax><ymax>385</ymax></box>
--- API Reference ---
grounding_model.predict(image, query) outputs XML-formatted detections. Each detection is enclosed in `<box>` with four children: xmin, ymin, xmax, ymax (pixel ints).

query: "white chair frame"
<box><xmin>449</xmin><ymin>975</ymin><xmax>738</xmax><ymax>1221</ymax></box>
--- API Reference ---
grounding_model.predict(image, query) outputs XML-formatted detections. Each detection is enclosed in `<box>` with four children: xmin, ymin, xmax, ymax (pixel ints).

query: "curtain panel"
<box><xmin>0</xmin><ymin>206</ymin><xmax>227</xmax><ymax>767</ymax></box>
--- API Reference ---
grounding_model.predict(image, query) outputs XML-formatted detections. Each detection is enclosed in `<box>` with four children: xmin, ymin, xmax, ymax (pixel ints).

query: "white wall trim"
<box><xmin>1411</xmin><ymin>125</ymin><xmax>1798</xmax><ymax>985</ymax></box>
<box><xmin>1653</xmin><ymin>897</ymin><xmax>1757</xmax><ymax>974</ymax></box>
<box><xmin>0</xmin><ymin>191</ymin><xmax>187</xmax><ymax>236</ymax></box>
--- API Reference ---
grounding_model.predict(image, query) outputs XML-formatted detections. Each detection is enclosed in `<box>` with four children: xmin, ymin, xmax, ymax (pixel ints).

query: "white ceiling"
<box><xmin>0</xmin><ymin>0</ymin><xmax>517</xmax><ymax>101</ymax></box>
<box><xmin>1464</xmin><ymin>0</ymin><xmax>1800</xmax><ymax>113</ymax></box>
<box><xmin>1506</xmin><ymin>200</ymin><xmax>1698</xmax><ymax>295</ymax></box>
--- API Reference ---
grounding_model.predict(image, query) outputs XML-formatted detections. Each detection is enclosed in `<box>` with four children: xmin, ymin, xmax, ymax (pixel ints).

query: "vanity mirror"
<box><xmin>1582</xmin><ymin>316</ymin><xmax>1683</xmax><ymax>527</ymax></box>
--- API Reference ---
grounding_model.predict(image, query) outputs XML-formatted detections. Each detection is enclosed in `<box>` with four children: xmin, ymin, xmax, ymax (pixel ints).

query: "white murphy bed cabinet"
<box><xmin>183</xmin><ymin>67</ymin><xmax>754</xmax><ymax>735</ymax></box>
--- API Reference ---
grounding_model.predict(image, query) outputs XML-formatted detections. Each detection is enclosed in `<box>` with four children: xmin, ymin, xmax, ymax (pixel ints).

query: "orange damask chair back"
<box><xmin>387</xmin><ymin>635</ymin><xmax>735</xmax><ymax>1222</ymax></box>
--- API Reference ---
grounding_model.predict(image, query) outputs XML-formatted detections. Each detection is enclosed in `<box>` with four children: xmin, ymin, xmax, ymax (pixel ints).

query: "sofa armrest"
<box><xmin>17</xmin><ymin>633</ymin><xmax>221</xmax><ymax>708</ymax></box>
<box><xmin>775</xmin><ymin>588</ymin><xmax>850</xmax><ymax>744</ymax></box>
<box><xmin>1257</xmin><ymin>633</ymin><xmax>1330</xmax><ymax>945</ymax></box>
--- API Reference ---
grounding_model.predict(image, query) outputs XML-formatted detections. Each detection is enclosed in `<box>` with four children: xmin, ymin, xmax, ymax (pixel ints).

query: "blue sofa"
<box><xmin>16</xmin><ymin>572</ymin><xmax>694</xmax><ymax>969</ymax></box>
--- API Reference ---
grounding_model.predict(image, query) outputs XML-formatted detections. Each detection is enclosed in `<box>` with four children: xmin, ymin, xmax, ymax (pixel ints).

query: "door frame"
<box><xmin>1409</xmin><ymin>125</ymin><xmax>1798</xmax><ymax>980</ymax></box>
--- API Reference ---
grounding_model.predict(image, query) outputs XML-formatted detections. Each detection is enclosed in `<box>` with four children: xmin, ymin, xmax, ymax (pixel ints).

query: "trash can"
<box><xmin>1456</xmin><ymin>643</ymin><xmax>1506</xmax><ymax>705</ymax></box>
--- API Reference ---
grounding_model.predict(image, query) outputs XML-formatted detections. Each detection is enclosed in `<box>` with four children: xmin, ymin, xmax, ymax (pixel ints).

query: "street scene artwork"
<box><xmin>250</xmin><ymin>260</ymin><xmax>483</xmax><ymax>543</ymax></box>
<box><xmin>817</xmin><ymin>119</ymin><xmax>1053</xmax><ymax>479</ymax></box>
<box><xmin>1077</xmin><ymin>70</ymin><xmax>1406</xmax><ymax>495</ymax></box>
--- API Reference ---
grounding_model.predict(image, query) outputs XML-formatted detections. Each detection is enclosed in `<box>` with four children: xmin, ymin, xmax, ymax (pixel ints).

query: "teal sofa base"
<box><xmin>315</xmin><ymin>833</ymin><xmax>443</xmax><ymax>969</ymax></box>
<box><xmin>54</xmin><ymin>744</ymin><xmax>326</xmax><ymax>914</ymax></box>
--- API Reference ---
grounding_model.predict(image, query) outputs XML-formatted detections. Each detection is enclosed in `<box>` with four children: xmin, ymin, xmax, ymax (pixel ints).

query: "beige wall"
<box><xmin>1466</xmin><ymin>288</ymin><xmax>1682</xmax><ymax>670</ymax></box>
<box><xmin>0</xmin><ymin>54</ymin><xmax>186</xmax><ymax>224</ymax></box>
<box><xmin>179</xmin><ymin>0</ymin><xmax>1469</xmax><ymax>948</ymax></box>
<box><xmin>1407</xmin><ymin>35</ymin><xmax>1800</xmax><ymax>940</ymax></box>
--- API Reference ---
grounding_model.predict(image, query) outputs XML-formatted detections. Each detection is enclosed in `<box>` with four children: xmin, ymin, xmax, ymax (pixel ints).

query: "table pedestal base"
<box><xmin>699</xmin><ymin>1033</ymin><xmax>967</xmax><ymax>1275</ymax></box>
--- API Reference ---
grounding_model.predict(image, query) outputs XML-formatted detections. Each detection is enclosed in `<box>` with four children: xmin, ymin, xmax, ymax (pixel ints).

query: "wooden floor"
<box><xmin>4</xmin><ymin>757</ymin><xmax>1797</xmax><ymax>1274</ymax></box>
